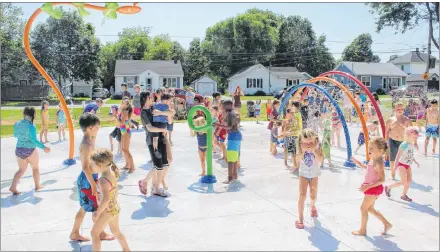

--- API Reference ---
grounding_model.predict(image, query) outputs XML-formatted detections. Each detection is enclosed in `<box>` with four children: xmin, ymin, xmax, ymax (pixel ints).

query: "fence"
<box><xmin>1</xmin><ymin>84</ymin><xmax>49</xmax><ymax>101</ymax></box>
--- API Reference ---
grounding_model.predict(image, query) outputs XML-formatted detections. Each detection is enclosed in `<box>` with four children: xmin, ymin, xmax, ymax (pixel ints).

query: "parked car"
<box><xmin>92</xmin><ymin>88</ymin><xmax>110</xmax><ymax>99</ymax></box>
<box><xmin>173</xmin><ymin>88</ymin><xmax>204</xmax><ymax>102</ymax></box>
<box><xmin>389</xmin><ymin>85</ymin><xmax>424</xmax><ymax>98</ymax></box>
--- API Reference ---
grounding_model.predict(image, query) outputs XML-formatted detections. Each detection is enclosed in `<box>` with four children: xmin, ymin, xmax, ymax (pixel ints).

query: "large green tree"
<box><xmin>0</xmin><ymin>3</ymin><xmax>38</xmax><ymax>85</ymax></box>
<box><xmin>367</xmin><ymin>3</ymin><xmax>439</xmax><ymax>50</ymax></box>
<box><xmin>31</xmin><ymin>8</ymin><xmax>101</xmax><ymax>88</ymax></box>
<box><xmin>202</xmin><ymin>9</ymin><xmax>284</xmax><ymax>88</ymax></box>
<box><xmin>183</xmin><ymin>38</ymin><xmax>209</xmax><ymax>84</ymax></box>
<box><xmin>341</xmin><ymin>33</ymin><xmax>381</xmax><ymax>63</ymax></box>
<box><xmin>313</xmin><ymin>35</ymin><xmax>335</xmax><ymax>75</ymax></box>
<box><xmin>274</xmin><ymin>16</ymin><xmax>320</xmax><ymax>75</ymax></box>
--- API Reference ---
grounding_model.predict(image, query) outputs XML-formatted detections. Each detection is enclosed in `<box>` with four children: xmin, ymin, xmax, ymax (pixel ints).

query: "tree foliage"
<box><xmin>183</xmin><ymin>38</ymin><xmax>209</xmax><ymax>84</ymax></box>
<box><xmin>341</xmin><ymin>33</ymin><xmax>380</xmax><ymax>63</ymax></box>
<box><xmin>367</xmin><ymin>2</ymin><xmax>439</xmax><ymax>50</ymax></box>
<box><xmin>31</xmin><ymin>8</ymin><xmax>101</xmax><ymax>88</ymax></box>
<box><xmin>0</xmin><ymin>3</ymin><xmax>38</xmax><ymax>85</ymax></box>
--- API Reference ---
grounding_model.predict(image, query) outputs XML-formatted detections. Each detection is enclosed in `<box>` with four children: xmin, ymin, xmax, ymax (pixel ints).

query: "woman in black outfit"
<box><xmin>138</xmin><ymin>91</ymin><xmax>173</xmax><ymax>197</ymax></box>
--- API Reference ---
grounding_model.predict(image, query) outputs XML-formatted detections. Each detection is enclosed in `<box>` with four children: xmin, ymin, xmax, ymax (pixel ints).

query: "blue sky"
<box><xmin>16</xmin><ymin>2</ymin><xmax>440</xmax><ymax>63</ymax></box>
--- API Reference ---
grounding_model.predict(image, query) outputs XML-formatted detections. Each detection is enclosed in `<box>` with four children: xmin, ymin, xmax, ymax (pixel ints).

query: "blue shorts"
<box><xmin>167</xmin><ymin>123</ymin><xmax>173</xmax><ymax>131</ymax></box>
<box><xmin>426</xmin><ymin>124</ymin><xmax>439</xmax><ymax>138</ymax></box>
<box><xmin>77</xmin><ymin>172</ymin><xmax>99</xmax><ymax>212</ymax></box>
<box><xmin>270</xmin><ymin>134</ymin><xmax>278</xmax><ymax>143</ymax></box>
<box><xmin>227</xmin><ymin>131</ymin><xmax>242</xmax><ymax>162</ymax></box>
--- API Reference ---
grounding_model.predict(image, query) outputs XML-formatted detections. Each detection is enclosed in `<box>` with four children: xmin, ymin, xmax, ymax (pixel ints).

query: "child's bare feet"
<box><xmin>352</xmin><ymin>229</ymin><xmax>367</xmax><ymax>236</ymax></box>
<box><xmin>35</xmin><ymin>185</ymin><xmax>44</xmax><ymax>191</ymax></box>
<box><xmin>162</xmin><ymin>181</ymin><xmax>168</xmax><ymax>190</ymax></box>
<box><xmin>223</xmin><ymin>180</ymin><xmax>232</xmax><ymax>184</ymax></box>
<box><xmin>99</xmin><ymin>231</ymin><xmax>115</xmax><ymax>241</ymax></box>
<box><xmin>381</xmin><ymin>223</ymin><xmax>392</xmax><ymax>235</ymax></box>
<box><xmin>9</xmin><ymin>188</ymin><xmax>20</xmax><ymax>195</ymax></box>
<box><xmin>199</xmin><ymin>172</ymin><xmax>206</xmax><ymax>176</ymax></box>
<box><xmin>70</xmin><ymin>232</ymin><xmax>91</xmax><ymax>242</ymax></box>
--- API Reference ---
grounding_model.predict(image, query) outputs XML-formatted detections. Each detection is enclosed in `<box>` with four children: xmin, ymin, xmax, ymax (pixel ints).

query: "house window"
<box><xmin>161</xmin><ymin>77</ymin><xmax>178</xmax><ymax>88</ymax></box>
<box><xmin>123</xmin><ymin>76</ymin><xmax>138</xmax><ymax>88</ymax></box>
<box><xmin>389</xmin><ymin>77</ymin><xmax>400</xmax><ymax>87</ymax></box>
<box><xmin>360</xmin><ymin>76</ymin><xmax>371</xmax><ymax>87</ymax></box>
<box><xmin>286</xmin><ymin>79</ymin><xmax>299</xmax><ymax>87</ymax></box>
<box><xmin>247</xmin><ymin>78</ymin><xmax>263</xmax><ymax>88</ymax></box>
<box><xmin>401</xmin><ymin>65</ymin><xmax>404</xmax><ymax>71</ymax></box>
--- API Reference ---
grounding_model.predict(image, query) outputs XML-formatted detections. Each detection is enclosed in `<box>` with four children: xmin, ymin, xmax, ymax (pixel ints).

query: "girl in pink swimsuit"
<box><xmin>350</xmin><ymin>137</ymin><xmax>392</xmax><ymax>236</ymax></box>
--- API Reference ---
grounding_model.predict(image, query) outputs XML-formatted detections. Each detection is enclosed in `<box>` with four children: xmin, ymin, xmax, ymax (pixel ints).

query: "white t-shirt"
<box><xmin>398</xmin><ymin>142</ymin><xmax>415</xmax><ymax>165</ymax></box>
<box><xmin>186</xmin><ymin>91</ymin><xmax>195</xmax><ymax>105</ymax></box>
<box><xmin>299</xmin><ymin>152</ymin><xmax>321</xmax><ymax>178</ymax></box>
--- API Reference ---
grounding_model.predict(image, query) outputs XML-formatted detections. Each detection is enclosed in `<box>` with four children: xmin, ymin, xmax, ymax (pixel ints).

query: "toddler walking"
<box><xmin>90</xmin><ymin>149</ymin><xmax>130</xmax><ymax>252</ymax></box>
<box><xmin>350</xmin><ymin>137</ymin><xmax>392</xmax><ymax>236</ymax></box>
<box><xmin>385</xmin><ymin>127</ymin><xmax>420</xmax><ymax>202</ymax></box>
<box><xmin>295</xmin><ymin>129</ymin><xmax>324</xmax><ymax>229</ymax></box>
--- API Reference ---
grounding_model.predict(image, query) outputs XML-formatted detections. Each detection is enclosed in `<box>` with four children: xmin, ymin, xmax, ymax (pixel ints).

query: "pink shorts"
<box><xmin>397</xmin><ymin>162</ymin><xmax>410</xmax><ymax>170</ymax></box>
<box><xmin>363</xmin><ymin>183</ymin><xmax>383</xmax><ymax>196</ymax></box>
<box><xmin>134</xmin><ymin>107</ymin><xmax>141</xmax><ymax>116</ymax></box>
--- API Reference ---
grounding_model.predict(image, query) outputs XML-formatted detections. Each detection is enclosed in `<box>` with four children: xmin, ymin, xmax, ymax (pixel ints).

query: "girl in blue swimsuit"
<box><xmin>190</xmin><ymin>116</ymin><xmax>208</xmax><ymax>176</ymax></box>
<box><xmin>10</xmin><ymin>107</ymin><xmax>50</xmax><ymax>194</ymax></box>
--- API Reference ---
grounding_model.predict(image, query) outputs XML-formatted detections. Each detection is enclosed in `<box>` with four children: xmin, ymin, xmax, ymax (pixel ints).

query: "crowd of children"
<box><xmin>8</xmin><ymin>82</ymin><xmax>440</xmax><ymax>249</ymax></box>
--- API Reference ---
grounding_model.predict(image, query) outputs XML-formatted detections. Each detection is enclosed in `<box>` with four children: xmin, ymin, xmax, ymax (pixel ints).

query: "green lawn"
<box><xmin>105</xmin><ymin>99</ymin><xmax>124</xmax><ymax>105</ymax></box>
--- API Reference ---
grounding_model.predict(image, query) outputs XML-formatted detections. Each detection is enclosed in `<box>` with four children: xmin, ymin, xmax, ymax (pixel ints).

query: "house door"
<box><xmin>382</xmin><ymin>77</ymin><xmax>387</xmax><ymax>90</ymax></box>
<box><xmin>146</xmin><ymin>78</ymin><xmax>152</xmax><ymax>91</ymax></box>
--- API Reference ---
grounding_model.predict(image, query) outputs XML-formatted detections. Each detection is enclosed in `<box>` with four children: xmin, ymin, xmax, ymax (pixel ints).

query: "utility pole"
<box><xmin>424</xmin><ymin>2</ymin><xmax>434</xmax><ymax>96</ymax></box>
<box><xmin>268</xmin><ymin>62</ymin><xmax>271</xmax><ymax>94</ymax></box>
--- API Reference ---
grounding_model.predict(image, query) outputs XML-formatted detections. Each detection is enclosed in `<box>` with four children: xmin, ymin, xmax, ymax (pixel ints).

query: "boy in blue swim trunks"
<box><xmin>214</xmin><ymin>100</ymin><xmax>241</xmax><ymax>184</ymax></box>
<box><xmin>70</xmin><ymin>113</ymin><xmax>114</xmax><ymax>242</ymax></box>
<box><xmin>424</xmin><ymin>99</ymin><xmax>439</xmax><ymax>155</ymax></box>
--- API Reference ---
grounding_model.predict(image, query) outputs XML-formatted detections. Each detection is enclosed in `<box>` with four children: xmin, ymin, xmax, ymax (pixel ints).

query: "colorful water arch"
<box><xmin>306</xmin><ymin>76</ymin><xmax>370</xmax><ymax>160</ymax></box>
<box><xmin>278</xmin><ymin>83</ymin><xmax>356</xmax><ymax>167</ymax></box>
<box><xmin>319</xmin><ymin>71</ymin><xmax>385</xmax><ymax>137</ymax></box>
<box><xmin>23</xmin><ymin>3</ymin><xmax>141</xmax><ymax>164</ymax></box>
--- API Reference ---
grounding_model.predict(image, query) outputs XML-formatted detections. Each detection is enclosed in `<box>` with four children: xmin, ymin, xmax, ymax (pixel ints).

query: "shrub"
<box><xmin>376</xmin><ymin>88</ymin><xmax>386</xmax><ymax>95</ymax></box>
<box><xmin>253</xmin><ymin>90</ymin><xmax>267</xmax><ymax>96</ymax></box>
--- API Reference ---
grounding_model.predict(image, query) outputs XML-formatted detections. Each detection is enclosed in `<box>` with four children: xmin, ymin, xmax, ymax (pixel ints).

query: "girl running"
<box><xmin>9</xmin><ymin>107</ymin><xmax>51</xmax><ymax>194</ymax></box>
<box><xmin>385</xmin><ymin>127</ymin><xmax>420</xmax><ymax>202</ymax></box>
<box><xmin>56</xmin><ymin>103</ymin><xmax>66</xmax><ymax>141</ymax></box>
<box><xmin>295</xmin><ymin>129</ymin><xmax>324</xmax><ymax>229</ymax></box>
<box><xmin>40</xmin><ymin>100</ymin><xmax>49</xmax><ymax>143</ymax></box>
<box><xmin>190</xmin><ymin>116</ymin><xmax>208</xmax><ymax>176</ymax></box>
<box><xmin>115</xmin><ymin>98</ymin><xmax>135</xmax><ymax>173</ymax></box>
<box><xmin>350</xmin><ymin>137</ymin><xmax>392</xmax><ymax>236</ymax></box>
<box><xmin>90</xmin><ymin>149</ymin><xmax>130</xmax><ymax>252</ymax></box>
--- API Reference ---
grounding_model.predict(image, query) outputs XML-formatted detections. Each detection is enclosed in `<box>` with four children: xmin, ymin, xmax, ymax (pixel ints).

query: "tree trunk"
<box><xmin>426</xmin><ymin>3</ymin><xmax>440</xmax><ymax>50</ymax></box>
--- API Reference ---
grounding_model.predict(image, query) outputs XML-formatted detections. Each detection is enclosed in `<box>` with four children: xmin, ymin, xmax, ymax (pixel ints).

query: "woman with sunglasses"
<box><xmin>115</xmin><ymin>97</ymin><xmax>135</xmax><ymax>173</ymax></box>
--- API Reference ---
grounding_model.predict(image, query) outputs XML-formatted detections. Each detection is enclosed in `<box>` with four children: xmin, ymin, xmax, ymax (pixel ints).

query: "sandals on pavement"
<box><xmin>311</xmin><ymin>208</ymin><xmax>318</xmax><ymax>218</ymax></box>
<box><xmin>384</xmin><ymin>186</ymin><xmax>391</xmax><ymax>197</ymax></box>
<box><xmin>401</xmin><ymin>195</ymin><xmax>412</xmax><ymax>202</ymax></box>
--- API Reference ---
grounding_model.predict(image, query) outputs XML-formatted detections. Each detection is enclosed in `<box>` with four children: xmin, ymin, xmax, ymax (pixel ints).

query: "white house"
<box><xmin>114</xmin><ymin>60</ymin><xmax>184</xmax><ymax>94</ymax></box>
<box><xmin>388</xmin><ymin>50</ymin><xmax>440</xmax><ymax>75</ymax></box>
<box><xmin>190</xmin><ymin>76</ymin><xmax>217</xmax><ymax>95</ymax></box>
<box><xmin>228</xmin><ymin>64</ymin><xmax>312</xmax><ymax>95</ymax></box>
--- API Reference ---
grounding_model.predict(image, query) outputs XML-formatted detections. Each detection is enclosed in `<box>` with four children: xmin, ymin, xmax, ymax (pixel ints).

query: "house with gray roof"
<box><xmin>227</xmin><ymin>64</ymin><xmax>312</xmax><ymax>95</ymax></box>
<box><xmin>388</xmin><ymin>50</ymin><xmax>440</xmax><ymax>75</ymax></box>
<box><xmin>114</xmin><ymin>60</ymin><xmax>184</xmax><ymax>94</ymax></box>
<box><xmin>333</xmin><ymin>61</ymin><xmax>408</xmax><ymax>92</ymax></box>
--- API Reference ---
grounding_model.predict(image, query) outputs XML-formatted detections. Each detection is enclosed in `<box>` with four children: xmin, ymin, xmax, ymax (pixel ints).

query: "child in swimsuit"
<box><xmin>350</xmin><ymin>137</ymin><xmax>392</xmax><ymax>236</ymax></box>
<box><xmin>9</xmin><ymin>107</ymin><xmax>50</xmax><ymax>195</ymax></box>
<box><xmin>190</xmin><ymin>117</ymin><xmax>208</xmax><ymax>176</ymax></box>
<box><xmin>152</xmin><ymin>94</ymin><xmax>173</xmax><ymax>158</ymax></box>
<box><xmin>355</xmin><ymin>122</ymin><xmax>378</xmax><ymax>155</ymax></box>
<box><xmin>331</xmin><ymin>106</ymin><xmax>341</xmax><ymax>148</ymax></box>
<box><xmin>215</xmin><ymin>107</ymin><xmax>227</xmax><ymax>161</ymax></box>
<box><xmin>56</xmin><ymin>103</ymin><xmax>66</xmax><ymax>141</ymax></box>
<box><xmin>211</xmin><ymin>106</ymin><xmax>220</xmax><ymax>155</ymax></box>
<box><xmin>322</xmin><ymin>119</ymin><xmax>332</xmax><ymax>168</ymax></box>
<box><xmin>109</xmin><ymin>106</ymin><xmax>122</xmax><ymax>155</ymax></box>
<box><xmin>70</xmin><ymin>113</ymin><xmax>114</xmax><ymax>242</ymax></box>
<box><xmin>90</xmin><ymin>149</ymin><xmax>130</xmax><ymax>252</ymax></box>
<box><xmin>424</xmin><ymin>99</ymin><xmax>439</xmax><ymax>155</ymax></box>
<box><xmin>385</xmin><ymin>127</ymin><xmax>420</xmax><ymax>202</ymax></box>
<box><xmin>295</xmin><ymin>129</ymin><xmax>324</xmax><ymax>229</ymax></box>
<box><xmin>255</xmin><ymin>99</ymin><xmax>261</xmax><ymax>124</ymax></box>
<box><xmin>40</xmin><ymin>100</ymin><xmax>49</xmax><ymax>143</ymax></box>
